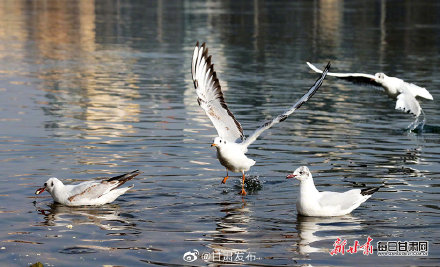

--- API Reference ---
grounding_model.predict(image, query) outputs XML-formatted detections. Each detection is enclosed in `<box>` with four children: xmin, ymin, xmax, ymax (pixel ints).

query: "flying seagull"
<box><xmin>287</xmin><ymin>166</ymin><xmax>379</xmax><ymax>216</ymax></box>
<box><xmin>306</xmin><ymin>62</ymin><xmax>433</xmax><ymax>117</ymax></box>
<box><xmin>191</xmin><ymin>42</ymin><xmax>330</xmax><ymax>195</ymax></box>
<box><xmin>35</xmin><ymin>170</ymin><xmax>140</xmax><ymax>206</ymax></box>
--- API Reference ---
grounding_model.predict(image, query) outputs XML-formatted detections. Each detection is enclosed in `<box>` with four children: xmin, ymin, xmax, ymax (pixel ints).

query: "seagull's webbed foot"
<box><xmin>221</xmin><ymin>169</ymin><xmax>229</xmax><ymax>184</ymax></box>
<box><xmin>239</xmin><ymin>188</ymin><xmax>247</xmax><ymax>196</ymax></box>
<box><xmin>239</xmin><ymin>172</ymin><xmax>247</xmax><ymax>196</ymax></box>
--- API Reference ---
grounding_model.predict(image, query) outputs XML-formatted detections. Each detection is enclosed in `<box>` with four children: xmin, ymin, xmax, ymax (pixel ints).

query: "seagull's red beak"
<box><xmin>286</xmin><ymin>174</ymin><xmax>296</xmax><ymax>179</ymax></box>
<box><xmin>211</xmin><ymin>143</ymin><xmax>217</xmax><ymax>147</ymax></box>
<box><xmin>35</xmin><ymin>187</ymin><xmax>46</xmax><ymax>195</ymax></box>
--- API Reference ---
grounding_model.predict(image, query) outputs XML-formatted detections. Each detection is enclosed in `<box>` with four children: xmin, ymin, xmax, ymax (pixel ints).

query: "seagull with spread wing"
<box><xmin>306</xmin><ymin>62</ymin><xmax>433</xmax><ymax>117</ymax></box>
<box><xmin>191</xmin><ymin>42</ymin><xmax>330</xmax><ymax>195</ymax></box>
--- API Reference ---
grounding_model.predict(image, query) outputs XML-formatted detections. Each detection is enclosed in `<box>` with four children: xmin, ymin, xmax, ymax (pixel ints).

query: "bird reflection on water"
<box><xmin>295</xmin><ymin>215</ymin><xmax>363</xmax><ymax>255</ymax></box>
<box><xmin>203</xmin><ymin>201</ymin><xmax>251</xmax><ymax>263</ymax></box>
<box><xmin>35</xmin><ymin>202</ymin><xmax>134</xmax><ymax>231</ymax></box>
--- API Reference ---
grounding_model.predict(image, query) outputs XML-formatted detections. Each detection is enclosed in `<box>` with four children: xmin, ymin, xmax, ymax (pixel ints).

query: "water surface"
<box><xmin>0</xmin><ymin>1</ymin><xmax>439</xmax><ymax>266</ymax></box>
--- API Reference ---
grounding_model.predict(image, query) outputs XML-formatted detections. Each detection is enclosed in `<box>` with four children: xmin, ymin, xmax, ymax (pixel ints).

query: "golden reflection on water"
<box><xmin>0</xmin><ymin>1</ymin><xmax>27</xmax><ymax>53</ymax></box>
<box><xmin>0</xmin><ymin>1</ymin><xmax>142</xmax><ymax>141</ymax></box>
<box><xmin>318</xmin><ymin>0</ymin><xmax>342</xmax><ymax>49</ymax></box>
<box><xmin>32</xmin><ymin>0</ymin><xmax>96</xmax><ymax>60</ymax></box>
<box><xmin>39</xmin><ymin>76</ymin><xmax>141</xmax><ymax>140</ymax></box>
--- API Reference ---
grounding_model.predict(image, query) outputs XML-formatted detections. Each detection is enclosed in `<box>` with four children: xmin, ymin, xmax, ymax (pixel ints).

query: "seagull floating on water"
<box><xmin>286</xmin><ymin>166</ymin><xmax>379</xmax><ymax>216</ymax></box>
<box><xmin>191</xmin><ymin>42</ymin><xmax>330</xmax><ymax>195</ymax></box>
<box><xmin>35</xmin><ymin>170</ymin><xmax>140</xmax><ymax>206</ymax></box>
<box><xmin>306</xmin><ymin>62</ymin><xmax>433</xmax><ymax>117</ymax></box>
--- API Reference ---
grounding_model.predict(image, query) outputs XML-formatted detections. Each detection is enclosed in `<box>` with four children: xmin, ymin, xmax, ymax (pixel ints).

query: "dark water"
<box><xmin>0</xmin><ymin>0</ymin><xmax>439</xmax><ymax>266</ymax></box>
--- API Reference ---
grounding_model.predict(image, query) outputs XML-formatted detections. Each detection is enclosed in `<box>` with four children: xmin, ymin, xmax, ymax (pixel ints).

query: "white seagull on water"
<box><xmin>287</xmin><ymin>166</ymin><xmax>379</xmax><ymax>216</ymax></box>
<box><xmin>35</xmin><ymin>170</ymin><xmax>140</xmax><ymax>206</ymax></box>
<box><xmin>191</xmin><ymin>42</ymin><xmax>330</xmax><ymax>195</ymax></box>
<box><xmin>306</xmin><ymin>62</ymin><xmax>433</xmax><ymax>117</ymax></box>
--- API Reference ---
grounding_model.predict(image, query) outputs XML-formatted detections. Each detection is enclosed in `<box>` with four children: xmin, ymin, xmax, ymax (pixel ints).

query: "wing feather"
<box><xmin>242</xmin><ymin>62</ymin><xmax>330</xmax><ymax>148</ymax></box>
<box><xmin>306</xmin><ymin>62</ymin><xmax>381</xmax><ymax>87</ymax></box>
<box><xmin>318</xmin><ymin>189</ymin><xmax>364</xmax><ymax>211</ymax></box>
<box><xmin>395</xmin><ymin>93</ymin><xmax>421</xmax><ymax>117</ymax></box>
<box><xmin>67</xmin><ymin>171</ymin><xmax>139</xmax><ymax>203</ymax></box>
<box><xmin>67</xmin><ymin>181</ymin><xmax>113</xmax><ymax>202</ymax></box>
<box><xmin>192</xmin><ymin>42</ymin><xmax>244</xmax><ymax>142</ymax></box>
<box><xmin>406</xmin><ymin>83</ymin><xmax>433</xmax><ymax>100</ymax></box>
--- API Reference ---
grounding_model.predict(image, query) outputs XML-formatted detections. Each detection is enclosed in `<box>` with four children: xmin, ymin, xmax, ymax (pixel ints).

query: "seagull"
<box><xmin>35</xmin><ymin>170</ymin><xmax>140</xmax><ymax>206</ymax></box>
<box><xmin>306</xmin><ymin>62</ymin><xmax>433</xmax><ymax>117</ymax></box>
<box><xmin>191</xmin><ymin>42</ymin><xmax>330</xmax><ymax>195</ymax></box>
<box><xmin>286</xmin><ymin>166</ymin><xmax>379</xmax><ymax>216</ymax></box>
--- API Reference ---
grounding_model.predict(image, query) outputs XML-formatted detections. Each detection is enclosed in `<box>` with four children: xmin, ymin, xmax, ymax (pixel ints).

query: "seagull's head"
<box><xmin>211</xmin><ymin>137</ymin><xmax>227</xmax><ymax>149</ymax></box>
<box><xmin>286</xmin><ymin>166</ymin><xmax>311</xmax><ymax>181</ymax></box>
<box><xmin>35</xmin><ymin>177</ymin><xmax>63</xmax><ymax>195</ymax></box>
<box><xmin>374</xmin><ymin>72</ymin><xmax>387</xmax><ymax>81</ymax></box>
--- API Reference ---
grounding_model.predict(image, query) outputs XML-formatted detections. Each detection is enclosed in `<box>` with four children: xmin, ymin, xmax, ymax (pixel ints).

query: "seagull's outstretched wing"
<box><xmin>191</xmin><ymin>42</ymin><xmax>244</xmax><ymax>142</ymax></box>
<box><xmin>395</xmin><ymin>92</ymin><xmax>421</xmax><ymax>117</ymax></box>
<box><xmin>306</xmin><ymin>62</ymin><xmax>381</xmax><ymax>87</ymax></box>
<box><xmin>242</xmin><ymin>62</ymin><xmax>330</xmax><ymax>148</ymax></box>
<box><xmin>67</xmin><ymin>170</ymin><xmax>139</xmax><ymax>202</ymax></box>
<box><xmin>406</xmin><ymin>83</ymin><xmax>433</xmax><ymax>100</ymax></box>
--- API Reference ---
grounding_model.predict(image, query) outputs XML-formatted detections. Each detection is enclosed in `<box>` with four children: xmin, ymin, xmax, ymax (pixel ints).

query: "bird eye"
<box><xmin>299</xmin><ymin>171</ymin><xmax>304</xmax><ymax>175</ymax></box>
<box><xmin>44</xmin><ymin>183</ymin><xmax>47</xmax><ymax>187</ymax></box>
<box><xmin>51</xmin><ymin>182</ymin><xmax>54</xmax><ymax>187</ymax></box>
<box><xmin>220</xmin><ymin>140</ymin><xmax>222</xmax><ymax>143</ymax></box>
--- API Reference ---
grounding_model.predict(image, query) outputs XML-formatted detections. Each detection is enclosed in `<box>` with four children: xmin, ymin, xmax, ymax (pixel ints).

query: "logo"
<box><xmin>183</xmin><ymin>249</ymin><xmax>199</xmax><ymax>262</ymax></box>
<box><xmin>329</xmin><ymin>237</ymin><xmax>429</xmax><ymax>257</ymax></box>
<box><xmin>377</xmin><ymin>241</ymin><xmax>428</xmax><ymax>256</ymax></box>
<box><xmin>329</xmin><ymin>236</ymin><xmax>374</xmax><ymax>256</ymax></box>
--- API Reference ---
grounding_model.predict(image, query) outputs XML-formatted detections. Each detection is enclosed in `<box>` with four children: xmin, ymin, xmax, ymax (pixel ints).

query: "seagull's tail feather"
<box><xmin>106</xmin><ymin>170</ymin><xmax>141</xmax><ymax>189</ymax></box>
<box><xmin>360</xmin><ymin>187</ymin><xmax>380</xmax><ymax>196</ymax></box>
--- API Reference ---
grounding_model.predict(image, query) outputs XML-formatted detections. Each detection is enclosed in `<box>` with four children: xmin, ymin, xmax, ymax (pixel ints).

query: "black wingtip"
<box><xmin>324</xmin><ymin>61</ymin><xmax>331</xmax><ymax>72</ymax></box>
<box><xmin>361</xmin><ymin>187</ymin><xmax>380</xmax><ymax>196</ymax></box>
<box><xmin>106</xmin><ymin>170</ymin><xmax>141</xmax><ymax>190</ymax></box>
<box><xmin>306</xmin><ymin>60</ymin><xmax>331</xmax><ymax>101</ymax></box>
<box><xmin>107</xmin><ymin>170</ymin><xmax>141</xmax><ymax>183</ymax></box>
<box><xmin>195</xmin><ymin>41</ymin><xmax>207</xmax><ymax>50</ymax></box>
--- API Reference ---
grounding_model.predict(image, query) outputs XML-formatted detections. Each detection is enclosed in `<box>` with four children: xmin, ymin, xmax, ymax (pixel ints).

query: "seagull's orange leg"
<box><xmin>240</xmin><ymin>171</ymin><xmax>247</xmax><ymax>196</ymax></box>
<box><xmin>221</xmin><ymin>169</ymin><xmax>229</xmax><ymax>184</ymax></box>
